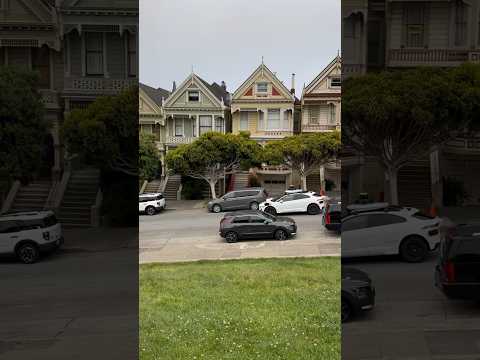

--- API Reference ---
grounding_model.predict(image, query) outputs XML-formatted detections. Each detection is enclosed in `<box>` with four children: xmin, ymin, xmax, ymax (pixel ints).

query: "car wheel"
<box><xmin>225</xmin><ymin>231</ymin><xmax>238</xmax><ymax>243</ymax></box>
<box><xmin>16</xmin><ymin>243</ymin><xmax>39</xmax><ymax>264</ymax></box>
<box><xmin>265</xmin><ymin>206</ymin><xmax>277</xmax><ymax>215</ymax></box>
<box><xmin>400</xmin><ymin>236</ymin><xmax>428</xmax><ymax>263</ymax></box>
<box><xmin>250</xmin><ymin>202</ymin><xmax>259</xmax><ymax>210</ymax></box>
<box><xmin>341</xmin><ymin>298</ymin><xmax>353</xmax><ymax>323</ymax></box>
<box><xmin>146</xmin><ymin>206</ymin><xmax>156</xmax><ymax>216</ymax></box>
<box><xmin>307</xmin><ymin>203</ymin><xmax>321</xmax><ymax>215</ymax></box>
<box><xmin>274</xmin><ymin>229</ymin><xmax>288</xmax><ymax>241</ymax></box>
<box><xmin>212</xmin><ymin>204</ymin><xmax>222</xmax><ymax>213</ymax></box>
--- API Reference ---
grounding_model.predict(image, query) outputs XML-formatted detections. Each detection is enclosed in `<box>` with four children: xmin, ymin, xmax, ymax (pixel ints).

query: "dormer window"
<box><xmin>256</xmin><ymin>82</ymin><xmax>268</xmax><ymax>94</ymax></box>
<box><xmin>188</xmin><ymin>90</ymin><xmax>199</xmax><ymax>102</ymax></box>
<box><xmin>330</xmin><ymin>77</ymin><xmax>341</xmax><ymax>88</ymax></box>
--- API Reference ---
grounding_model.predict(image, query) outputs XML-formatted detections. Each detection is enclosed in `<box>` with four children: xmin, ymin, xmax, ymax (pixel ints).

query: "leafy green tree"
<box><xmin>62</xmin><ymin>87</ymin><xmax>138</xmax><ymax>176</ymax></box>
<box><xmin>342</xmin><ymin>67</ymin><xmax>467</xmax><ymax>205</ymax></box>
<box><xmin>166</xmin><ymin>132</ymin><xmax>262</xmax><ymax>199</ymax></box>
<box><xmin>0</xmin><ymin>67</ymin><xmax>49</xmax><ymax>182</ymax></box>
<box><xmin>264</xmin><ymin>132</ymin><xmax>340</xmax><ymax>191</ymax></box>
<box><xmin>139</xmin><ymin>133</ymin><xmax>160</xmax><ymax>181</ymax></box>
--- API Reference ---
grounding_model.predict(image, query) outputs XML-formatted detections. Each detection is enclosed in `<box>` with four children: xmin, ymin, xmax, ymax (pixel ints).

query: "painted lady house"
<box><xmin>301</xmin><ymin>55</ymin><xmax>341</xmax><ymax>194</ymax></box>
<box><xmin>230</xmin><ymin>62</ymin><xmax>296</xmax><ymax>195</ymax></box>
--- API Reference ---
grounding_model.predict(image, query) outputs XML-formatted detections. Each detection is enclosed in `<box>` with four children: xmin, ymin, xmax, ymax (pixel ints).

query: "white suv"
<box><xmin>139</xmin><ymin>193</ymin><xmax>166</xmax><ymax>215</ymax></box>
<box><xmin>0</xmin><ymin>211</ymin><xmax>64</xmax><ymax>264</ymax></box>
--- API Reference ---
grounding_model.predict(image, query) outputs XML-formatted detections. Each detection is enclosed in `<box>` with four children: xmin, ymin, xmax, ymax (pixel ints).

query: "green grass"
<box><xmin>140</xmin><ymin>257</ymin><xmax>340</xmax><ymax>360</ymax></box>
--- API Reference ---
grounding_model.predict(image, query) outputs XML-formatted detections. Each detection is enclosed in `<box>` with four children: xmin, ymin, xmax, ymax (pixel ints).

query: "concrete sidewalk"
<box><xmin>164</xmin><ymin>200</ymin><xmax>206</xmax><ymax>211</ymax></box>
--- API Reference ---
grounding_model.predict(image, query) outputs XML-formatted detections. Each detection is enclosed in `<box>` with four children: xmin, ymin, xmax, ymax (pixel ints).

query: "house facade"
<box><xmin>341</xmin><ymin>0</ymin><xmax>480</xmax><ymax>210</ymax></box>
<box><xmin>0</xmin><ymin>0</ymin><xmax>138</xmax><ymax>226</ymax></box>
<box><xmin>162</xmin><ymin>73</ymin><xmax>231</xmax><ymax>151</ymax></box>
<box><xmin>139</xmin><ymin>83</ymin><xmax>170</xmax><ymax>176</ymax></box>
<box><xmin>301</xmin><ymin>56</ymin><xmax>342</xmax><ymax>193</ymax></box>
<box><xmin>230</xmin><ymin>63</ymin><xmax>296</xmax><ymax>195</ymax></box>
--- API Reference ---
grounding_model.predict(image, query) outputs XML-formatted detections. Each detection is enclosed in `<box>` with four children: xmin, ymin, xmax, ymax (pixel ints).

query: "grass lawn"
<box><xmin>140</xmin><ymin>257</ymin><xmax>340</xmax><ymax>360</ymax></box>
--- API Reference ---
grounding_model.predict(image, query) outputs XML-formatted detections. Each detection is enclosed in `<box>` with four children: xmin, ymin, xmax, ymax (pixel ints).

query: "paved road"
<box><xmin>0</xmin><ymin>243</ymin><xmax>137</xmax><ymax>359</ymax></box>
<box><xmin>139</xmin><ymin>207</ymin><xmax>340</xmax><ymax>263</ymax></box>
<box><xmin>342</xmin><ymin>253</ymin><xmax>480</xmax><ymax>360</ymax></box>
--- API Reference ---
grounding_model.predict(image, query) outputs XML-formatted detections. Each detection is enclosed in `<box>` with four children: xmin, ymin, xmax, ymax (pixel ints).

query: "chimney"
<box><xmin>221</xmin><ymin>81</ymin><xmax>226</xmax><ymax>91</ymax></box>
<box><xmin>172</xmin><ymin>81</ymin><xmax>177</xmax><ymax>92</ymax></box>
<box><xmin>291</xmin><ymin>73</ymin><xmax>295</xmax><ymax>95</ymax></box>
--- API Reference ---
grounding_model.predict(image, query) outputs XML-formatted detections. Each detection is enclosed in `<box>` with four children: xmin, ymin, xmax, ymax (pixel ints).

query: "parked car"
<box><xmin>435</xmin><ymin>223</ymin><xmax>480</xmax><ymax>300</ymax></box>
<box><xmin>322</xmin><ymin>201</ymin><xmax>342</xmax><ymax>232</ymax></box>
<box><xmin>139</xmin><ymin>193</ymin><xmax>165</xmax><ymax>215</ymax></box>
<box><xmin>342</xmin><ymin>267</ymin><xmax>375</xmax><ymax>322</ymax></box>
<box><xmin>342</xmin><ymin>208</ymin><xmax>441</xmax><ymax>262</ymax></box>
<box><xmin>207</xmin><ymin>188</ymin><xmax>268</xmax><ymax>213</ymax></box>
<box><xmin>0</xmin><ymin>211</ymin><xmax>63</xmax><ymax>264</ymax></box>
<box><xmin>259</xmin><ymin>191</ymin><xmax>326</xmax><ymax>215</ymax></box>
<box><xmin>219</xmin><ymin>210</ymin><xmax>297</xmax><ymax>242</ymax></box>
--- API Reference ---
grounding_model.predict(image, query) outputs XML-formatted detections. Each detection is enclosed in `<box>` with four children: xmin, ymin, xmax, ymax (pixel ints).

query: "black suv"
<box><xmin>342</xmin><ymin>267</ymin><xmax>375</xmax><ymax>322</ymax></box>
<box><xmin>219</xmin><ymin>210</ymin><xmax>297</xmax><ymax>242</ymax></box>
<box><xmin>435</xmin><ymin>224</ymin><xmax>480</xmax><ymax>300</ymax></box>
<box><xmin>322</xmin><ymin>201</ymin><xmax>342</xmax><ymax>232</ymax></box>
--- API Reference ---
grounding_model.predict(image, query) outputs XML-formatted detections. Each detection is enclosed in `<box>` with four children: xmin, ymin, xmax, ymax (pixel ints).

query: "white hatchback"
<box><xmin>139</xmin><ymin>193</ymin><xmax>166</xmax><ymax>215</ymax></box>
<box><xmin>259</xmin><ymin>192</ymin><xmax>326</xmax><ymax>215</ymax></box>
<box><xmin>0</xmin><ymin>211</ymin><xmax>63</xmax><ymax>264</ymax></box>
<box><xmin>342</xmin><ymin>209</ymin><xmax>441</xmax><ymax>262</ymax></box>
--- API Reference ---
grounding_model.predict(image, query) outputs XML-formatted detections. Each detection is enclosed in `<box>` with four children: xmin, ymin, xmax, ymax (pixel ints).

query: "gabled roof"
<box><xmin>303</xmin><ymin>55</ymin><xmax>341</xmax><ymax>96</ymax></box>
<box><xmin>139</xmin><ymin>83</ymin><xmax>170</xmax><ymax>107</ymax></box>
<box><xmin>163</xmin><ymin>73</ymin><xmax>227</xmax><ymax>109</ymax></box>
<box><xmin>232</xmin><ymin>63</ymin><xmax>295</xmax><ymax>101</ymax></box>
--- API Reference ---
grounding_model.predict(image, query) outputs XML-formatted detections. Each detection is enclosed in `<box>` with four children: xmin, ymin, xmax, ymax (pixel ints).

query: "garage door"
<box><xmin>263</xmin><ymin>179</ymin><xmax>286</xmax><ymax>197</ymax></box>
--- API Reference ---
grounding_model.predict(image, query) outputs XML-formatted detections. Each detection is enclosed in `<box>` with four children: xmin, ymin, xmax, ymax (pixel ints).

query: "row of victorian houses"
<box><xmin>139</xmin><ymin>56</ymin><xmax>342</xmax><ymax>199</ymax></box>
<box><xmin>0</xmin><ymin>0</ymin><xmax>138</xmax><ymax>227</ymax></box>
<box><xmin>342</xmin><ymin>0</ymin><xmax>480</xmax><ymax>211</ymax></box>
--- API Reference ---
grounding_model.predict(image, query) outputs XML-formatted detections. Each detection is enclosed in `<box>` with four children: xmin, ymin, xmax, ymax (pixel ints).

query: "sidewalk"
<box><xmin>165</xmin><ymin>200</ymin><xmax>207</xmax><ymax>211</ymax></box>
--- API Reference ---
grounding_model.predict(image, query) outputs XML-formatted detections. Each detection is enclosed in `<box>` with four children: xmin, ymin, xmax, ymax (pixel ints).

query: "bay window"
<box><xmin>85</xmin><ymin>32</ymin><xmax>104</xmax><ymax>76</ymax></box>
<box><xmin>199</xmin><ymin>115</ymin><xmax>212</xmax><ymax>135</ymax></box>
<box><xmin>267</xmin><ymin>109</ymin><xmax>280</xmax><ymax>130</ymax></box>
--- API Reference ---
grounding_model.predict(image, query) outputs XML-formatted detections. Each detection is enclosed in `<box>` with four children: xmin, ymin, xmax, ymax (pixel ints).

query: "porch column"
<box><xmin>196</xmin><ymin>115</ymin><xmax>200</xmax><ymax>137</ymax></box>
<box><xmin>211</xmin><ymin>115</ymin><xmax>215</xmax><ymax>131</ymax></box>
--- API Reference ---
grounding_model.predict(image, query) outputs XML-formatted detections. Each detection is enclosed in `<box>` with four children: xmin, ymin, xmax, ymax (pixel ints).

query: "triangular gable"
<box><xmin>163</xmin><ymin>73</ymin><xmax>223</xmax><ymax>109</ymax></box>
<box><xmin>303</xmin><ymin>56</ymin><xmax>342</xmax><ymax>96</ymax></box>
<box><xmin>232</xmin><ymin>63</ymin><xmax>294</xmax><ymax>101</ymax></box>
<box><xmin>139</xmin><ymin>87</ymin><xmax>162</xmax><ymax>115</ymax></box>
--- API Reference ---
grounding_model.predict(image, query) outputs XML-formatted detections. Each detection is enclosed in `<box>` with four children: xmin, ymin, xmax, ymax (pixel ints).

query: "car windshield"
<box><xmin>262</xmin><ymin>212</ymin><xmax>277</xmax><ymax>221</ymax></box>
<box><xmin>272</xmin><ymin>195</ymin><xmax>285</xmax><ymax>202</ymax></box>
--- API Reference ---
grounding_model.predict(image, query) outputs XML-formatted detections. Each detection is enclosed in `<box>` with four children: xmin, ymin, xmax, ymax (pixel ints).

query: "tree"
<box><xmin>264</xmin><ymin>132</ymin><xmax>341</xmax><ymax>191</ymax></box>
<box><xmin>166</xmin><ymin>132</ymin><xmax>262</xmax><ymax>199</ymax></box>
<box><xmin>139</xmin><ymin>133</ymin><xmax>160</xmax><ymax>181</ymax></box>
<box><xmin>342</xmin><ymin>67</ymin><xmax>468</xmax><ymax>205</ymax></box>
<box><xmin>0</xmin><ymin>67</ymin><xmax>49</xmax><ymax>182</ymax></box>
<box><xmin>62</xmin><ymin>87</ymin><xmax>138</xmax><ymax>176</ymax></box>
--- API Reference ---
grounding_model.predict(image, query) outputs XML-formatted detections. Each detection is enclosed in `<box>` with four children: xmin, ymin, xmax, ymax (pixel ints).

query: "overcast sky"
<box><xmin>140</xmin><ymin>0</ymin><xmax>340</xmax><ymax>96</ymax></box>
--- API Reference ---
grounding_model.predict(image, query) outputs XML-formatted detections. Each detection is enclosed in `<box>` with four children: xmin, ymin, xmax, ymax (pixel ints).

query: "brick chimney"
<box><xmin>172</xmin><ymin>81</ymin><xmax>177</xmax><ymax>92</ymax></box>
<box><xmin>221</xmin><ymin>81</ymin><xmax>227</xmax><ymax>91</ymax></box>
<box><xmin>291</xmin><ymin>73</ymin><xmax>295</xmax><ymax>95</ymax></box>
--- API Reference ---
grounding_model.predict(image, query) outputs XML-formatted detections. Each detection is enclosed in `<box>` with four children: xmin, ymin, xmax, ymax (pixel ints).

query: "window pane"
<box><xmin>240</xmin><ymin>112</ymin><xmax>249</xmax><ymax>130</ymax></box>
<box><xmin>175</xmin><ymin>119</ymin><xmax>183</xmax><ymax>136</ymax></box>
<box><xmin>215</xmin><ymin>118</ymin><xmax>224</xmax><ymax>133</ymax></box>
<box><xmin>85</xmin><ymin>32</ymin><xmax>103</xmax><ymax>75</ymax></box>
<box><xmin>257</xmin><ymin>82</ymin><xmax>268</xmax><ymax>92</ymax></box>
<box><xmin>258</xmin><ymin>111</ymin><xmax>264</xmax><ymax>130</ymax></box>
<box><xmin>188</xmin><ymin>91</ymin><xmax>199</xmax><ymax>101</ymax></box>
<box><xmin>199</xmin><ymin>115</ymin><xmax>212</xmax><ymax>135</ymax></box>
<box><xmin>267</xmin><ymin>109</ymin><xmax>280</xmax><ymax>130</ymax></box>
<box><xmin>31</xmin><ymin>47</ymin><xmax>50</xmax><ymax>88</ymax></box>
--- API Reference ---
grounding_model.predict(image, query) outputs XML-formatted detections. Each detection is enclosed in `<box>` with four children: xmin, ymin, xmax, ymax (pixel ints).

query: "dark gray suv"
<box><xmin>207</xmin><ymin>188</ymin><xmax>268</xmax><ymax>213</ymax></box>
<box><xmin>219</xmin><ymin>210</ymin><xmax>297</xmax><ymax>242</ymax></box>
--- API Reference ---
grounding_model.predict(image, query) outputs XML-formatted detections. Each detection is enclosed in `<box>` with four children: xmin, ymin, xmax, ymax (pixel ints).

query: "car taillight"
<box><xmin>445</xmin><ymin>261</ymin><xmax>455</xmax><ymax>282</ymax></box>
<box><xmin>326</xmin><ymin>213</ymin><xmax>331</xmax><ymax>224</ymax></box>
<box><xmin>43</xmin><ymin>231</ymin><xmax>50</xmax><ymax>241</ymax></box>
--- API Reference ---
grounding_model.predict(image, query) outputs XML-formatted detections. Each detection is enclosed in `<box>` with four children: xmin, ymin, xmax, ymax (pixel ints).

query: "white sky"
<box><xmin>140</xmin><ymin>0</ymin><xmax>340</xmax><ymax>96</ymax></box>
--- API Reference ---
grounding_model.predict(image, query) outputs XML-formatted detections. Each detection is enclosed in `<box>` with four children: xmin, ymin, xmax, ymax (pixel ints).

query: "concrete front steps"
<box><xmin>10</xmin><ymin>180</ymin><xmax>52</xmax><ymax>212</ymax></box>
<box><xmin>143</xmin><ymin>179</ymin><xmax>163</xmax><ymax>193</ymax></box>
<box><xmin>58</xmin><ymin>168</ymin><xmax>100</xmax><ymax>227</ymax></box>
<box><xmin>163</xmin><ymin>175</ymin><xmax>181</xmax><ymax>201</ymax></box>
<box><xmin>232</xmin><ymin>171</ymin><xmax>250</xmax><ymax>191</ymax></box>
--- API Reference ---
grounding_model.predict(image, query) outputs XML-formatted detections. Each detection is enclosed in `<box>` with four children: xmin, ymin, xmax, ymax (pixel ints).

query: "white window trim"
<box><xmin>187</xmin><ymin>89</ymin><xmax>201</xmax><ymax>103</ymax></box>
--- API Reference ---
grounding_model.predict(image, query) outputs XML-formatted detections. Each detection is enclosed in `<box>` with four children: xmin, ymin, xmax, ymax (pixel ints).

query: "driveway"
<box><xmin>139</xmin><ymin>207</ymin><xmax>340</xmax><ymax>263</ymax></box>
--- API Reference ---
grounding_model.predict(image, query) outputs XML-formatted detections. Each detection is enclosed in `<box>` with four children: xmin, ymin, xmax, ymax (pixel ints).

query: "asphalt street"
<box><xmin>0</xmin><ymin>239</ymin><xmax>138</xmax><ymax>360</ymax></box>
<box><xmin>139</xmin><ymin>206</ymin><xmax>341</xmax><ymax>263</ymax></box>
<box><xmin>342</xmin><ymin>253</ymin><xmax>480</xmax><ymax>360</ymax></box>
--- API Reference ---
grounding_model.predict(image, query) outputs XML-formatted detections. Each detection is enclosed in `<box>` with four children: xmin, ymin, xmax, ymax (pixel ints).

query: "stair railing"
<box><xmin>53</xmin><ymin>169</ymin><xmax>71</xmax><ymax>212</ymax></box>
<box><xmin>139</xmin><ymin>180</ymin><xmax>148</xmax><ymax>194</ymax></box>
<box><xmin>1</xmin><ymin>180</ymin><xmax>20</xmax><ymax>214</ymax></box>
<box><xmin>161</xmin><ymin>174</ymin><xmax>169</xmax><ymax>193</ymax></box>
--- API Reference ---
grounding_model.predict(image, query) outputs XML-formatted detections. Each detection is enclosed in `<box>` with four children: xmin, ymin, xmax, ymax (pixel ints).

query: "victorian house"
<box><xmin>301</xmin><ymin>56</ymin><xmax>342</xmax><ymax>193</ymax></box>
<box><xmin>139</xmin><ymin>83</ymin><xmax>170</xmax><ymax>177</ymax></box>
<box><xmin>162</xmin><ymin>73</ymin><xmax>231</xmax><ymax>151</ymax></box>
<box><xmin>231</xmin><ymin>62</ymin><xmax>296</xmax><ymax>195</ymax></box>
<box><xmin>0</xmin><ymin>0</ymin><xmax>138</xmax><ymax>227</ymax></box>
<box><xmin>342</xmin><ymin>0</ymin><xmax>480</xmax><ymax>211</ymax></box>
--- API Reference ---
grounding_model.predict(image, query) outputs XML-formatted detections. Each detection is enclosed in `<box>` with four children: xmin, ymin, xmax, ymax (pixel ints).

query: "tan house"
<box><xmin>139</xmin><ymin>83</ymin><xmax>170</xmax><ymax>176</ymax></box>
<box><xmin>231</xmin><ymin>63</ymin><xmax>296</xmax><ymax>195</ymax></box>
<box><xmin>301</xmin><ymin>56</ymin><xmax>342</xmax><ymax>193</ymax></box>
